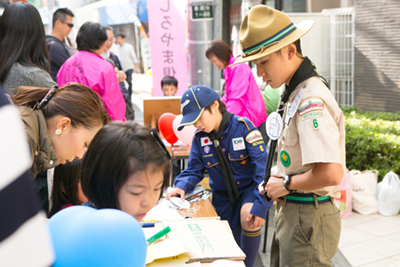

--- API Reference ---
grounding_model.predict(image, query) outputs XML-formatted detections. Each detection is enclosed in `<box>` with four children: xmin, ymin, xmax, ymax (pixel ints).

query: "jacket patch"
<box><xmin>301</xmin><ymin>110</ymin><xmax>323</xmax><ymax>121</ymax></box>
<box><xmin>297</xmin><ymin>97</ymin><xmax>324</xmax><ymax>116</ymax></box>
<box><xmin>246</xmin><ymin>130</ymin><xmax>263</xmax><ymax>144</ymax></box>
<box><xmin>201</xmin><ymin>137</ymin><xmax>212</xmax><ymax>147</ymax></box>
<box><xmin>252</xmin><ymin>140</ymin><xmax>264</xmax><ymax>147</ymax></box>
<box><xmin>232</xmin><ymin>137</ymin><xmax>245</xmax><ymax>151</ymax></box>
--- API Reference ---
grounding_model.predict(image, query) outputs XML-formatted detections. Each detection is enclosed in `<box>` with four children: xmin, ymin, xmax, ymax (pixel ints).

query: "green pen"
<box><xmin>147</xmin><ymin>226</ymin><xmax>171</xmax><ymax>246</ymax></box>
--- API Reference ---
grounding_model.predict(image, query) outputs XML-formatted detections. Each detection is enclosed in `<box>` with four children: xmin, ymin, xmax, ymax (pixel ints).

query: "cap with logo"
<box><xmin>178</xmin><ymin>85</ymin><xmax>220</xmax><ymax>131</ymax></box>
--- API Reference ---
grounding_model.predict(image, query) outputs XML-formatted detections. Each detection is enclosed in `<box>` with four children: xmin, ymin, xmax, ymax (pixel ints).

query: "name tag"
<box><xmin>232</xmin><ymin>137</ymin><xmax>245</xmax><ymax>151</ymax></box>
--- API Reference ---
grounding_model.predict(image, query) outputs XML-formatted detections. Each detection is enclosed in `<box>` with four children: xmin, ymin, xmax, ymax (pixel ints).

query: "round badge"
<box><xmin>265</xmin><ymin>112</ymin><xmax>283</xmax><ymax>140</ymax></box>
<box><xmin>280</xmin><ymin>150</ymin><xmax>291</xmax><ymax>167</ymax></box>
<box><xmin>204</xmin><ymin>146</ymin><xmax>210</xmax><ymax>154</ymax></box>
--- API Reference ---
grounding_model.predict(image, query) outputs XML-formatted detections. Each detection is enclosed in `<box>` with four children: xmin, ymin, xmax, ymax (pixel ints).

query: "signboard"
<box><xmin>191</xmin><ymin>4</ymin><xmax>213</xmax><ymax>20</ymax></box>
<box><xmin>148</xmin><ymin>0</ymin><xmax>189</xmax><ymax>96</ymax></box>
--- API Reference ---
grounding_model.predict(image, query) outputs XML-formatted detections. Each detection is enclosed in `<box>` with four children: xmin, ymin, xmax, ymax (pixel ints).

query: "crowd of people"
<box><xmin>0</xmin><ymin>2</ymin><xmax>346</xmax><ymax>267</ymax></box>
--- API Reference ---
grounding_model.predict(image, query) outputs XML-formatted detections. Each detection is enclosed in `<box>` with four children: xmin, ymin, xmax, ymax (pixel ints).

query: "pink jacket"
<box><xmin>57</xmin><ymin>51</ymin><xmax>126</xmax><ymax>121</ymax></box>
<box><xmin>222</xmin><ymin>56</ymin><xmax>267</xmax><ymax>127</ymax></box>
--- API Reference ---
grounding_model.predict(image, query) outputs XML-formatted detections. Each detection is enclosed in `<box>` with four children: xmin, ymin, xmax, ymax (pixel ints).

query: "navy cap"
<box><xmin>178</xmin><ymin>85</ymin><xmax>220</xmax><ymax>131</ymax></box>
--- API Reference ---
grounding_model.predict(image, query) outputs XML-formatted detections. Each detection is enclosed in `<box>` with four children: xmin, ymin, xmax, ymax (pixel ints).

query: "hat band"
<box><xmin>241</xmin><ymin>41</ymin><xmax>279</xmax><ymax>58</ymax></box>
<box><xmin>242</xmin><ymin>23</ymin><xmax>297</xmax><ymax>54</ymax></box>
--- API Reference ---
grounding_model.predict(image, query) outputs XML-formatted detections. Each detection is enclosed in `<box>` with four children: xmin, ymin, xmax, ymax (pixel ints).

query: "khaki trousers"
<box><xmin>270</xmin><ymin>197</ymin><xmax>341</xmax><ymax>267</ymax></box>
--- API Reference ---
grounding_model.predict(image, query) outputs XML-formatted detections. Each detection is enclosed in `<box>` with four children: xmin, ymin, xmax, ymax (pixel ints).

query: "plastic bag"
<box><xmin>377</xmin><ymin>171</ymin><xmax>400</xmax><ymax>216</ymax></box>
<box><xmin>350</xmin><ymin>170</ymin><xmax>379</xmax><ymax>215</ymax></box>
<box><xmin>334</xmin><ymin>169</ymin><xmax>352</xmax><ymax>218</ymax></box>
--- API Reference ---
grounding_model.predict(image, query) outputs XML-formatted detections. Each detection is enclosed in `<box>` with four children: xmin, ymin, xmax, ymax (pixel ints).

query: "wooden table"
<box><xmin>166</xmin><ymin>145</ymin><xmax>190</xmax><ymax>159</ymax></box>
<box><xmin>177</xmin><ymin>198</ymin><xmax>217</xmax><ymax>218</ymax></box>
<box><xmin>167</xmin><ymin>145</ymin><xmax>191</xmax><ymax>183</ymax></box>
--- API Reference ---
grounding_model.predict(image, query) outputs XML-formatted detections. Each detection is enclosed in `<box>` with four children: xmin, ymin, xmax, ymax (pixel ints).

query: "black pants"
<box><xmin>125</xmin><ymin>69</ymin><xmax>133</xmax><ymax>100</ymax></box>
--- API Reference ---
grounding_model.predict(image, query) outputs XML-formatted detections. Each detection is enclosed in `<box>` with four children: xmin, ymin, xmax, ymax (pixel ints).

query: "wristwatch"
<box><xmin>282</xmin><ymin>175</ymin><xmax>296</xmax><ymax>194</ymax></box>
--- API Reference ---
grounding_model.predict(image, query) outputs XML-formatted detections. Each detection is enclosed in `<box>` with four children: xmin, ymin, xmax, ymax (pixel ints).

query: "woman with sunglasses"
<box><xmin>0</xmin><ymin>2</ymin><xmax>57</xmax><ymax>94</ymax></box>
<box><xmin>81</xmin><ymin>122</ymin><xmax>171</xmax><ymax>222</ymax></box>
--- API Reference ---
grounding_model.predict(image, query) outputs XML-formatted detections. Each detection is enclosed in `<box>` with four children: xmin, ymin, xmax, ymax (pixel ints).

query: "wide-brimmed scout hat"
<box><xmin>231</xmin><ymin>5</ymin><xmax>315</xmax><ymax>66</ymax></box>
<box><xmin>178</xmin><ymin>85</ymin><xmax>219</xmax><ymax>131</ymax></box>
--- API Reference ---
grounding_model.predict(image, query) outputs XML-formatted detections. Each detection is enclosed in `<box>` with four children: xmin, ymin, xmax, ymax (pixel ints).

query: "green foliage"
<box><xmin>343</xmin><ymin>106</ymin><xmax>400</xmax><ymax>181</ymax></box>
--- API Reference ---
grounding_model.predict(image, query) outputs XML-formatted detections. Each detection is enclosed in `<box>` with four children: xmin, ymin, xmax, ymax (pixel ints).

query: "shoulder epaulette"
<box><xmin>237</xmin><ymin>117</ymin><xmax>254</xmax><ymax>131</ymax></box>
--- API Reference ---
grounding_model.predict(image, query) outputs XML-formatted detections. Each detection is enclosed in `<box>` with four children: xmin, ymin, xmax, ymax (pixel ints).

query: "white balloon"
<box><xmin>172</xmin><ymin>114</ymin><xmax>196</xmax><ymax>145</ymax></box>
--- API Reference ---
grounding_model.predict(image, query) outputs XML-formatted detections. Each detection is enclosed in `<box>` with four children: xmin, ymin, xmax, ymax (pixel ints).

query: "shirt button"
<box><xmin>240</xmin><ymin>154</ymin><xmax>243</xmax><ymax>158</ymax></box>
<box><xmin>237</xmin><ymin>181</ymin><xmax>240</xmax><ymax>185</ymax></box>
<box><xmin>34</xmin><ymin>151</ymin><xmax>38</xmax><ymax>156</ymax></box>
<box><xmin>49</xmin><ymin>160</ymin><xmax>54</xmax><ymax>165</ymax></box>
<box><xmin>222</xmin><ymin>148</ymin><xmax>226</xmax><ymax>152</ymax></box>
<box><xmin>38</xmin><ymin>164</ymin><xmax>43</xmax><ymax>169</ymax></box>
<box><xmin>207</xmin><ymin>162</ymin><xmax>211</xmax><ymax>166</ymax></box>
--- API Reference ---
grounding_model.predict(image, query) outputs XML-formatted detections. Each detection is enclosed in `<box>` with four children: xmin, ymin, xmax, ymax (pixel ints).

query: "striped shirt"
<box><xmin>0</xmin><ymin>84</ymin><xmax>54</xmax><ymax>266</ymax></box>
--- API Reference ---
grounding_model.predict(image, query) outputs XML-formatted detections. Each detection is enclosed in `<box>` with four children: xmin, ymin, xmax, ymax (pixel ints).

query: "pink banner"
<box><xmin>148</xmin><ymin>0</ymin><xmax>188</xmax><ymax>96</ymax></box>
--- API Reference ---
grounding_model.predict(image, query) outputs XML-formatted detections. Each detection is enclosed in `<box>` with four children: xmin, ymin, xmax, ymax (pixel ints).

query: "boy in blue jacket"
<box><xmin>166</xmin><ymin>85</ymin><xmax>272</xmax><ymax>267</ymax></box>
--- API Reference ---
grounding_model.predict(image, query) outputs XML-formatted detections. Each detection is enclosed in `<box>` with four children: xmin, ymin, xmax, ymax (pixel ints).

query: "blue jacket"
<box><xmin>175</xmin><ymin>115</ymin><xmax>270</xmax><ymax>219</ymax></box>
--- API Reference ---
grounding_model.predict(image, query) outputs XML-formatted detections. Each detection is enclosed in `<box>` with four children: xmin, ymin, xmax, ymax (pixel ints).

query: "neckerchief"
<box><xmin>207</xmin><ymin>111</ymin><xmax>241</xmax><ymax>207</ymax></box>
<box><xmin>281</xmin><ymin>56</ymin><xmax>320</xmax><ymax>103</ymax></box>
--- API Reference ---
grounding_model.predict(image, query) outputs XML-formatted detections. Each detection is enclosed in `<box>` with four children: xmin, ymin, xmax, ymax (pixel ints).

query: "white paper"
<box><xmin>143</xmin><ymin>198</ymin><xmax>184</xmax><ymax>221</ymax></box>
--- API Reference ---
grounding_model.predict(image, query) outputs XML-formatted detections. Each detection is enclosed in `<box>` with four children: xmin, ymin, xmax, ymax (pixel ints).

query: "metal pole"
<box><xmin>188</xmin><ymin>0</ymin><xmax>214</xmax><ymax>87</ymax></box>
<box><xmin>212</xmin><ymin>0</ymin><xmax>223</xmax><ymax>94</ymax></box>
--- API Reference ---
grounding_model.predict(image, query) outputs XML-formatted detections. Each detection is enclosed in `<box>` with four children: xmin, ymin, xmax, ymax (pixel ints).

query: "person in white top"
<box><xmin>115</xmin><ymin>34</ymin><xmax>140</xmax><ymax>100</ymax></box>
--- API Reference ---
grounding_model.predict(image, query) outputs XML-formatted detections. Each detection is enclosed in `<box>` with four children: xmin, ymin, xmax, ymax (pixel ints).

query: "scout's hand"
<box><xmin>258</xmin><ymin>182</ymin><xmax>266</xmax><ymax>195</ymax></box>
<box><xmin>165</xmin><ymin>188</ymin><xmax>185</xmax><ymax>201</ymax></box>
<box><xmin>246</xmin><ymin>214</ymin><xmax>265</xmax><ymax>228</ymax></box>
<box><xmin>266</xmin><ymin>176</ymin><xmax>288</xmax><ymax>200</ymax></box>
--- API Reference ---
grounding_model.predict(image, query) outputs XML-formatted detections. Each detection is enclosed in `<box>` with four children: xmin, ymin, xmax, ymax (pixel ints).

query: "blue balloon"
<box><xmin>48</xmin><ymin>206</ymin><xmax>147</xmax><ymax>267</ymax></box>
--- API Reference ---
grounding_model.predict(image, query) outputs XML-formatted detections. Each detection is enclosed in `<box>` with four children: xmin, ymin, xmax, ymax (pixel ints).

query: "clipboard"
<box><xmin>143</xmin><ymin>96</ymin><xmax>181</xmax><ymax>129</ymax></box>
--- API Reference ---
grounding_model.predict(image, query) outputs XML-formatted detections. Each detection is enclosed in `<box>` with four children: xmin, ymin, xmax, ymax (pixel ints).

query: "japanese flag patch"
<box><xmin>201</xmin><ymin>137</ymin><xmax>212</xmax><ymax>147</ymax></box>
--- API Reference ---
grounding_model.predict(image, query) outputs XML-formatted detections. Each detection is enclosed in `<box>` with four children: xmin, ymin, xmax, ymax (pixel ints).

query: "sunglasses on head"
<box><xmin>61</xmin><ymin>21</ymin><xmax>74</xmax><ymax>28</ymax></box>
<box><xmin>150</xmin><ymin>129</ymin><xmax>171</xmax><ymax>160</ymax></box>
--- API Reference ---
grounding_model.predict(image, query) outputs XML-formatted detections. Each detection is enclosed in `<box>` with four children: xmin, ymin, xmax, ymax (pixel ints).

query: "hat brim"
<box><xmin>230</xmin><ymin>20</ymin><xmax>315</xmax><ymax>67</ymax></box>
<box><xmin>177</xmin><ymin>108</ymin><xmax>204</xmax><ymax>131</ymax></box>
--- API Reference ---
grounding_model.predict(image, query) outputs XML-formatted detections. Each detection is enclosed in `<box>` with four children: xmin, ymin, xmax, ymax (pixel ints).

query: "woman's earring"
<box><xmin>55</xmin><ymin>129</ymin><xmax>62</xmax><ymax>135</ymax></box>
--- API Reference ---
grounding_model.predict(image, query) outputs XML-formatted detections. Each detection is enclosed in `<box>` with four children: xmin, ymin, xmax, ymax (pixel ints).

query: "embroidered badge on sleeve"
<box><xmin>246</xmin><ymin>130</ymin><xmax>263</xmax><ymax>144</ymax></box>
<box><xmin>297</xmin><ymin>97</ymin><xmax>324</xmax><ymax>120</ymax></box>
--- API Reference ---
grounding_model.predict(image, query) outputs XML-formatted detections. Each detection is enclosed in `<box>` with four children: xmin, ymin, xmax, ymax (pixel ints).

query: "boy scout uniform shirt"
<box><xmin>174</xmin><ymin>115</ymin><xmax>270</xmax><ymax>219</ymax></box>
<box><xmin>275</xmin><ymin>77</ymin><xmax>346</xmax><ymax>198</ymax></box>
